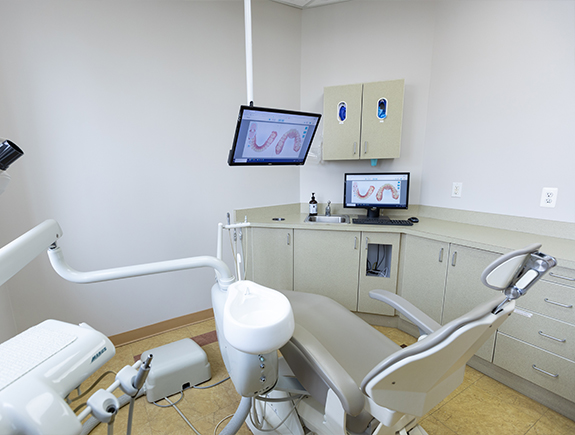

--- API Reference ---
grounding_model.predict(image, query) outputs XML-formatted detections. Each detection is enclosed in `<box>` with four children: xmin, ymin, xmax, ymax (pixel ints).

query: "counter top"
<box><xmin>234</xmin><ymin>204</ymin><xmax>575</xmax><ymax>269</ymax></box>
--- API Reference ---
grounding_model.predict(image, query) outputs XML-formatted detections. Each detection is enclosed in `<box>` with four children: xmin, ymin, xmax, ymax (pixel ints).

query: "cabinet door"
<box><xmin>358</xmin><ymin>232</ymin><xmax>401</xmax><ymax>315</ymax></box>
<box><xmin>322</xmin><ymin>84</ymin><xmax>363</xmax><ymax>161</ymax></box>
<box><xmin>361</xmin><ymin>80</ymin><xmax>404</xmax><ymax>160</ymax></box>
<box><xmin>442</xmin><ymin>244</ymin><xmax>501</xmax><ymax>361</ymax></box>
<box><xmin>293</xmin><ymin>229</ymin><xmax>361</xmax><ymax>311</ymax></box>
<box><xmin>398</xmin><ymin>235</ymin><xmax>449</xmax><ymax>324</ymax></box>
<box><xmin>246</xmin><ymin>227</ymin><xmax>293</xmax><ymax>291</ymax></box>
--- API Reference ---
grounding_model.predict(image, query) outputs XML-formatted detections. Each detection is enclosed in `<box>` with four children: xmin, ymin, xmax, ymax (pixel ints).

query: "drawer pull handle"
<box><xmin>538</xmin><ymin>331</ymin><xmax>566</xmax><ymax>343</ymax></box>
<box><xmin>544</xmin><ymin>298</ymin><xmax>573</xmax><ymax>309</ymax></box>
<box><xmin>532</xmin><ymin>364</ymin><xmax>559</xmax><ymax>378</ymax></box>
<box><xmin>548</xmin><ymin>272</ymin><xmax>575</xmax><ymax>282</ymax></box>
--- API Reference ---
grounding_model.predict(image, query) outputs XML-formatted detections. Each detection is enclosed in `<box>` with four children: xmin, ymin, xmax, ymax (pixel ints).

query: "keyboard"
<box><xmin>352</xmin><ymin>218</ymin><xmax>413</xmax><ymax>226</ymax></box>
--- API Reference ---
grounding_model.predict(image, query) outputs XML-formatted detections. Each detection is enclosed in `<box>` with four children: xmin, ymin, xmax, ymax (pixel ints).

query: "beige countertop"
<box><xmin>235</xmin><ymin>204</ymin><xmax>575</xmax><ymax>269</ymax></box>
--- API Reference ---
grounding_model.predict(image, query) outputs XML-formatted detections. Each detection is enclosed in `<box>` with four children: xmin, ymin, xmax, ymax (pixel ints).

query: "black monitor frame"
<box><xmin>227</xmin><ymin>105</ymin><xmax>322</xmax><ymax>166</ymax></box>
<box><xmin>343</xmin><ymin>172</ymin><xmax>410</xmax><ymax>219</ymax></box>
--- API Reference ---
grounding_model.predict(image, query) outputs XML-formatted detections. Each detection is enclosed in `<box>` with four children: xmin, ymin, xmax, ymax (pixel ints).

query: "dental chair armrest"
<box><xmin>284</xmin><ymin>324</ymin><xmax>366</xmax><ymax>416</ymax></box>
<box><xmin>369</xmin><ymin>290</ymin><xmax>441</xmax><ymax>336</ymax></box>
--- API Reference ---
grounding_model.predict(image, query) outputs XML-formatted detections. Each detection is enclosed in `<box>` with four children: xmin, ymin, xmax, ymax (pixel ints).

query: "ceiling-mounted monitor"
<box><xmin>228</xmin><ymin>105</ymin><xmax>322</xmax><ymax>166</ymax></box>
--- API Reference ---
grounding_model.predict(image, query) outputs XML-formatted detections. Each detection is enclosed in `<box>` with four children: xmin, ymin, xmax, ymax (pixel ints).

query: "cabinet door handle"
<box><xmin>353</xmin><ymin>142</ymin><xmax>357</xmax><ymax>155</ymax></box>
<box><xmin>365</xmin><ymin>237</ymin><xmax>369</xmax><ymax>250</ymax></box>
<box><xmin>538</xmin><ymin>331</ymin><xmax>566</xmax><ymax>343</ymax></box>
<box><xmin>451</xmin><ymin>251</ymin><xmax>457</xmax><ymax>267</ymax></box>
<box><xmin>354</xmin><ymin>237</ymin><xmax>358</xmax><ymax>250</ymax></box>
<box><xmin>548</xmin><ymin>272</ymin><xmax>575</xmax><ymax>282</ymax></box>
<box><xmin>364</xmin><ymin>141</ymin><xmax>368</xmax><ymax>154</ymax></box>
<box><xmin>532</xmin><ymin>364</ymin><xmax>559</xmax><ymax>378</ymax></box>
<box><xmin>544</xmin><ymin>298</ymin><xmax>573</xmax><ymax>309</ymax></box>
<box><xmin>287</xmin><ymin>233</ymin><xmax>290</xmax><ymax>245</ymax></box>
<box><xmin>438</xmin><ymin>248</ymin><xmax>444</xmax><ymax>263</ymax></box>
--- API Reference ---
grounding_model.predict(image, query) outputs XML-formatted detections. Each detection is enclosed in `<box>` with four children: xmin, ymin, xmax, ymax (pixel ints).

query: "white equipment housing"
<box><xmin>0</xmin><ymin>320</ymin><xmax>114</xmax><ymax>435</ymax></box>
<box><xmin>141</xmin><ymin>338</ymin><xmax>211</xmax><ymax>403</ymax></box>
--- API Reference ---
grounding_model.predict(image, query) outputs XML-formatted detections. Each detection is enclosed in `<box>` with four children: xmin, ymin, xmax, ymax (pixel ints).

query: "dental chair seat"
<box><xmin>279</xmin><ymin>288</ymin><xmax>514</xmax><ymax>432</ymax></box>
<box><xmin>279</xmin><ymin>290</ymin><xmax>402</xmax><ymax>417</ymax></box>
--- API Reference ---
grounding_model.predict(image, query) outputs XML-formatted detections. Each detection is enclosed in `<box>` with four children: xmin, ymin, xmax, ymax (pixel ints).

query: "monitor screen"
<box><xmin>344</xmin><ymin>172</ymin><xmax>410</xmax><ymax>211</ymax></box>
<box><xmin>228</xmin><ymin>106</ymin><xmax>322</xmax><ymax>166</ymax></box>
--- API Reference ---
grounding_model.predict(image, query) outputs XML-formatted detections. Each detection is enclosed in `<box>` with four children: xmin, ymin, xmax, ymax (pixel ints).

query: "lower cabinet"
<box><xmin>293</xmin><ymin>229</ymin><xmax>361</xmax><ymax>311</ymax></box>
<box><xmin>398</xmin><ymin>235</ymin><xmax>449</xmax><ymax>324</ymax></box>
<box><xmin>399</xmin><ymin>235</ymin><xmax>501</xmax><ymax>361</ymax></box>
<box><xmin>358</xmin><ymin>232</ymin><xmax>401</xmax><ymax>315</ymax></box>
<box><xmin>494</xmin><ymin>268</ymin><xmax>575</xmax><ymax>402</ymax></box>
<box><xmin>245</xmin><ymin>227</ymin><xmax>293</xmax><ymax>291</ymax></box>
<box><xmin>246</xmin><ymin>227</ymin><xmax>401</xmax><ymax>313</ymax></box>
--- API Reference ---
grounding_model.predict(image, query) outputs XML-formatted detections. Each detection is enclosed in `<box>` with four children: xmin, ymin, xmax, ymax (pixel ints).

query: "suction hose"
<box><xmin>219</xmin><ymin>396</ymin><xmax>252</xmax><ymax>435</ymax></box>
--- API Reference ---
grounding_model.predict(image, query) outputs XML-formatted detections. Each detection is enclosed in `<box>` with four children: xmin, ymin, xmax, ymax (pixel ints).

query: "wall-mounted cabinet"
<box><xmin>322</xmin><ymin>79</ymin><xmax>405</xmax><ymax>161</ymax></box>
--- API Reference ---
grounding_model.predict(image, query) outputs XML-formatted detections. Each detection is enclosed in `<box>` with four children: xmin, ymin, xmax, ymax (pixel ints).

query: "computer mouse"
<box><xmin>408</xmin><ymin>217</ymin><xmax>419</xmax><ymax>223</ymax></box>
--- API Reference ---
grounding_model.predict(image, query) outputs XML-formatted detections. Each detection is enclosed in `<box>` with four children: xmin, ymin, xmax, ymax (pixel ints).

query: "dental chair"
<box><xmin>267</xmin><ymin>244</ymin><xmax>556</xmax><ymax>435</ymax></box>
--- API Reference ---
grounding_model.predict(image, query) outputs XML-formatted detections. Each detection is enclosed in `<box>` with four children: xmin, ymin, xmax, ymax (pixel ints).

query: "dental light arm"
<box><xmin>47</xmin><ymin>242</ymin><xmax>234</xmax><ymax>289</ymax></box>
<box><xmin>0</xmin><ymin>219</ymin><xmax>62</xmax><ymax>287</ymax></box>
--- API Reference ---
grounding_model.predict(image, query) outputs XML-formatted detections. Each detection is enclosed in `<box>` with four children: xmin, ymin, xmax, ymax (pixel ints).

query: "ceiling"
<box><xmin>270</xmin><ymin>0</ymin><xmax>350</xmax><ymax>9</ymax></box>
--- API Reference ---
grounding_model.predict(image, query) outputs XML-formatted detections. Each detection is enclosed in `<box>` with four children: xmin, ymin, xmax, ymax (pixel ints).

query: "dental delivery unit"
<box><xmin>0</xmin><ymin>217</ymin><xmax>557</xmax><ymax>435</ymax></box>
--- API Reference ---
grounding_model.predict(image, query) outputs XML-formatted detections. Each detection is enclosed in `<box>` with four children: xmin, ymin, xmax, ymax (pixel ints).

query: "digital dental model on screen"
<box><xmin>228</xmin><ymin>106</ymin><xmax>321</xmax><ymax>165</ymax></box>
<box><xmin>344</xmin><ymin>172</ymin><xmax>410</xmax><ymax>218</ymax></box>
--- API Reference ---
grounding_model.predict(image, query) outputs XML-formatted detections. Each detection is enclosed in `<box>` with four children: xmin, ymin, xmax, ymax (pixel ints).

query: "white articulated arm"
<box><xmin>369</xmin><ymin>290</ymin><xmax>441</xmax><ymax>335</ymax></box>
<box><xmin>47</xmin><ymin>246</ymin><xmax>234</xmax><ymax>289</ymax></box>
<box><xmin>0</xmin><ymin>219</ymin><xmax>62</xmax><ymax>287</ymax></box>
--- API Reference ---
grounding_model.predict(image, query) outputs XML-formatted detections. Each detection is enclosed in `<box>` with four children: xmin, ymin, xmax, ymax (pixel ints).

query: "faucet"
<box><xmin>325</xmin><ymin>200</ymin><xmax>331</xmax><ymax>216</ymax></box>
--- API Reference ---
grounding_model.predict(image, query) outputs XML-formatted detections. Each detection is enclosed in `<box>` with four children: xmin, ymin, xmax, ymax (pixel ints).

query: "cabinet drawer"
<box><xmin>494</xmin><ymin>333</ymin><xmax>575</xmax><ymax>402</ymax></box>
<box><xmin>518</xmin><ymin>280</ymin><xmax>575</xmax><ymax>325</ymax></box>
<box><xmin>499</xmin><ymin>309</ymin><xmax>575</xmax><ymax>361</ymax></box>
<box><xmin>543</xmin><ymin>266</ymin><xmax>575</xmax><ymax>288</ymax></box>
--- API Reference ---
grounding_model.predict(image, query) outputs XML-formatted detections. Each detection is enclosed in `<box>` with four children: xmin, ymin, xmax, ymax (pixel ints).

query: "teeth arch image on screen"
<box><xmin>353</xmin><ymin>182</ymin><xmax>399</xmax><ymax>201</ymax></box>
<box><xmin>247</xmin><ymin>123</ymin><xmax>277</xmax><ymax>152</ymax></box>
<box><xmin>247</xmin><ymin>124</ymin><xmax>303</xmax><ymax>155</ymax></box>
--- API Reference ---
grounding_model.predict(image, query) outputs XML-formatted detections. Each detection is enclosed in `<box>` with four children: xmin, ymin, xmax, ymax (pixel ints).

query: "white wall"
<box><xmin>300</xmin><ymin>1</ymin><xmax>575</xmax><ymax>223</ymax></box>
<box><xmin>421</xmin><ymin>1</ymin><xmax>575</xmax><ymax>222</ymax></box>
<box><xmin>2</xmin><ymin>0</ymin><xmax>575</xmax><ymax>341</ymax></box>
<box><xmin>300</xmin><ymin>1</ymin><xmax>437</xmax><ymax>207</ymax></box>
<box><xmin>0</xmin><ymin>0</ymin><xmax>302</xmax><ymax>339</ymax></box>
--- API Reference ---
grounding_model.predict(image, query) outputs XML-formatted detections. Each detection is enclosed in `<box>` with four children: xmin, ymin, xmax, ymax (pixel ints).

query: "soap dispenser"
<box><xmin>309</xmin><ymin>193</ymin><xmax>318</xmax><ymax>216</ymax></box>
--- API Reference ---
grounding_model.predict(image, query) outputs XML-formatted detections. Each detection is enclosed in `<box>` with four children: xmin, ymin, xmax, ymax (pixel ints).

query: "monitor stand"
<box><xmin>365</xmin><ymin>207</ymin><xmax>390</xmax><ymax>221</ymax></box>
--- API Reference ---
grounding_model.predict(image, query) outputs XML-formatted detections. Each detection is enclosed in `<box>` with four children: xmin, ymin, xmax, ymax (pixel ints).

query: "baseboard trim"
<box><xmin>108</xmin><ymin>308</ymin><xmax>214</xmax><ymax>347</ymax></box>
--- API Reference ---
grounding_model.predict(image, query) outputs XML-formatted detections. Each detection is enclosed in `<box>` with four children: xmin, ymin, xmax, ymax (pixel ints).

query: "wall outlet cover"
<box><xmin>452</xmin><ymin>182</ymin><xmax>463</xmax><ymax>198</ymax></box>
<box><xmin>540</xmin><ymin>188</ymin><xmax>558</xmax><ymax>208</ymax></box>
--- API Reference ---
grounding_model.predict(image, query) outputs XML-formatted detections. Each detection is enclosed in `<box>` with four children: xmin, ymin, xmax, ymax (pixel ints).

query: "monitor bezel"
<box><xmin>227</xmin><ymin>105</ymin><xmax>322</xmax><ymax>166</ymax></box>
<box><xmin>343</xmin><ymin>172</ymin><xmax>411</xmax><ymax>210</ymax></box>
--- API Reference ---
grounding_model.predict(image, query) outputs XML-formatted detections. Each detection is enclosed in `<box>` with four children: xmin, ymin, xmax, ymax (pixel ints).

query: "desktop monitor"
<box><xmin>344</xmin><ymin>172</ymin><xmax>410</xmax><ymax>218</ymax></box>
<box><xmin>228</xmin><ymin>105</ymin><xmax>322</xmax><ymax>166</ymax></box>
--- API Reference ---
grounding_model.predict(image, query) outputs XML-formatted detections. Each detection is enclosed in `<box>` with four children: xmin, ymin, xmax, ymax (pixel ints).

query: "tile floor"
<box><xmin>74</xmin><ymin>319</ymin><xmax>575</xmax><ymax>435</ymax></box>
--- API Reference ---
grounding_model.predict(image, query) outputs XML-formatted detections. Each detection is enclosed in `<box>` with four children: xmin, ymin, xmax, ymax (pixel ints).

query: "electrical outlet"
<box><xmin>540</xmin><ymin>188</ymin><xmax>558</xmax><ymax>208</ymax></box>
<box><xmin>452</xmin><ymin>182</ymin><xmax>463</xmax><ymax>198</ymax></box>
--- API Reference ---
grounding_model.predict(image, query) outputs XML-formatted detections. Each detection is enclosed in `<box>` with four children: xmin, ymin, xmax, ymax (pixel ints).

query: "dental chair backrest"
<box><xmin>360</xmin><ymin>294</ymin><xmax>512</xmax><ymax>417</ymax></box>
<box><xmin>361</xmin><ymin>243</ymin><xmax>556</xmax><ymax>417</ymax></box>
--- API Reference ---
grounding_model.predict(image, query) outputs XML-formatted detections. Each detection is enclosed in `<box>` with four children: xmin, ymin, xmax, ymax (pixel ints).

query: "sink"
<box><xmin>304</xmin><ymin>215</ymin><xmax>350</xmax><ymax>224</ymax></box>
